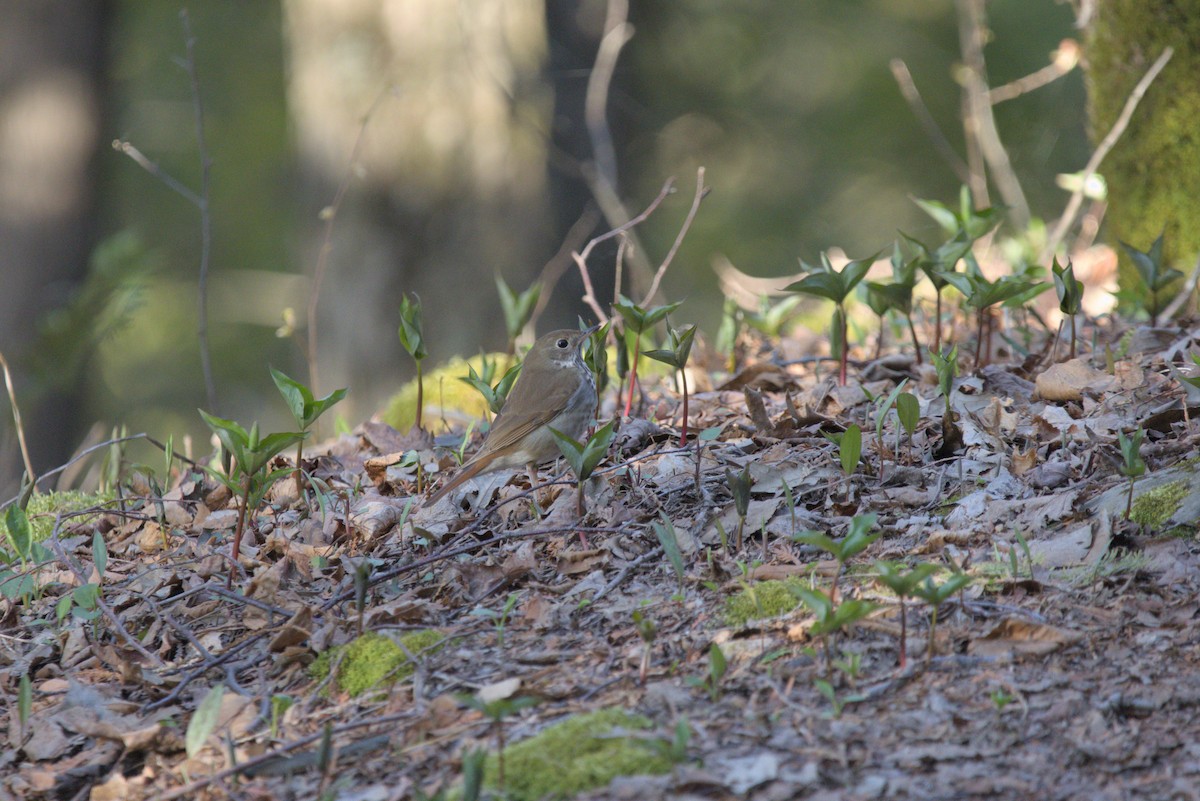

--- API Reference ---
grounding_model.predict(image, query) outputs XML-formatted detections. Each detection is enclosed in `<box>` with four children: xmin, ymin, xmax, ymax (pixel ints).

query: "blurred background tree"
<box><xmin>7</xmin><ymin>0</ymin><xmax>1181</xmax><ymax>498</ymax></box>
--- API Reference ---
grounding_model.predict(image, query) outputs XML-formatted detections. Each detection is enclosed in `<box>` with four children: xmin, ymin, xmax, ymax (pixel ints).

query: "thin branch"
<box><xmin>1041</xmin><ymin>47</ymin><xmax>1174</xmax><ymax>263</ymax></box>
<box><xmin>641</xmin><ymin>167</ymin><xmax>709</xmax><ymax>306</ymax></box>
<box><xmin>956</xmin><ymin>0</ymin><xmax>1029</xmax><ymax>227</ymax></box>
<box><xmin>988</xmin><ymin>40</ymin><xmax>1079</xmax><ymax>104</ymax></box>
<box><xmin>110</xmin><ymin>141</ymin><xmax>202</xmax><ymax>207</ymax></box>
<box><xmin>1</xmin><ymin>433</ymin><xmax>149</xmax><ymax>511</ymax></box>
<box><xmin>179</xmin><ymin>10</ymin><xmax>217</xmax><ymax>413</ymax></box>
<box><xmin>889</xmin><ymin>59</ymin><xmax>971</xmax><ymax>185</ymax></box>
<box><xmin>529</xmin><ymin>203</ymin><xmax>603</xmax><ymax>330</ymax></box>
<box><xmin>307</xmin><ymin>86</ymin><xmax>394</xmax><ymax>398</ymax></box>
<box><xmin>1160</xmin><ymin>248</ymin><xmax>1200</xmax><ymax>322</ymax></box>
<box><xmin>0</xmin><ymin>350</ymin><xmax>34</xmax><ymax>484</ymax></box>
<box><xmin>572</xmin><ymin>178</ymin><xmax>676</xmax><ymax>322</ymax></box>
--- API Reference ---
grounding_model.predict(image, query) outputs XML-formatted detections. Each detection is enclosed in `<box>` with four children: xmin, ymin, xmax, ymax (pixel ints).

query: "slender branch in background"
<box><xmin>988</xmin><ymin>39</ymin><xmax>1079</xmax><ymax>104</ymax></box>
<box><xmin>641</xmin><ymin>167</ymin><xmax>710</xmax><ymax>306</ymax></box>
<box><xmin>614</xmin><ymin>235</ymin><xmax>629</xmax><ymax>308</ymax></box>
<box><xmin>110</xmin><ymin>142</ymin><xmax>201</xmax><ymax>206</ymax></box>
<box><xmin>889</xmin><ymin>59</ymin><xmax>971</xmax><ymax>186</ymax></box>
<box><xmin>0</xmin><ymin>351</ymin><xmax>34</xmax><ymax>486</ymax></box>
<box><xmin>179</xmin><ymin>10</ymin><xmax>217</xmax><ymax>413</ymax></box>
<box><xmin>572</xmin><ymin>178</ymin><xmax>677</xmax><ymax>322</ymax></box>
<box><xmin>582</xmin><ymin>0</ymin><xmax>655</xmax><ymax>296</ymax></box>
<box><xmin>1161</xmin><ymin>251</ymin><xmax>1200</xmax><ymax>322</ymax></box>
<box><xmin>529</xmin><ymin>204</ymin><xmax>603</xmax><ymax>330</ymax></box>
<box><xmin>1041</xmin><ymin>47</ymin><xmax>1174</xmax><ymax>263</ymax></box>
<box><xmin>307</xmin><ymin>87</ymin><xmax>394</xmax><ymax>399</ymax></box>
<box><xmin>955</xmin><ymin>0</ymin><xmax>1029</xmax><ymax>226</ymax></box>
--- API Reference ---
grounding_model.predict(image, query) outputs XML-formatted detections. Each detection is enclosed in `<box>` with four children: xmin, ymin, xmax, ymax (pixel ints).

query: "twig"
<box><xmin>179</xmin><ymin>10</ymin><xmax>217</xmax><ymax>413</ymax></box>
<box><xmin>593</xmin><ymin>546</ymin><xmax>664</xmax><ymax>602</ymax></box>
<box><xmin>307</xmin><ymin>86</ymin><xmax>394</xmax><ymax>399</ymax></box>
<box><xmin>144</xmin><ymin>712</ymin><xmax>414</xmax><ymax>801</ymax></box>
<box><xmin>1041</xmin><ymin>47</ymin><xmax>1174</xmax><ymax>263</ymax></box>
<box><xmin>955</xmin><ymin>0</ymin><xmax>1030</xmax><ymax>227</ymax></box>
<box><xmin>0</xmin><ymin>433</ymin><xmax>150</xmax><ymax>511</ymax></box>
<box><xmin>1160</xmin><ymin>249</ymin><xmax>1200</xmax><ymax>321</ymax></box>
<box><xmin>529</xmin><ymin>203</ymin><xmax>603</xmax><ymax>330</ymax></box>
<box><xmin>47</xmin><ymin>514</ymin><xmax>165</xmax><ymax>668</ymax></box>
<box><xmin>889</xmin><ymin>59</ymin><xmax>971</xmax><ymax>185</ymax></box>
<box><xmin>110</xmin><ymin>142</ymin><xmax>201</xmax><ymax>206</ymax></box>
<box><xmin>988</xmin><ymin>40</ymin><xmax>1079</xmax><ymax>104</ymax></box>
<box><xmin>640</xmin><ymin>167</ymin><xmax>709</xmax><ymax>306</ymax></box>
<box><xmin>0</xmin><ymin>350</ymin><xmax>34</xmax><ymax>485</ymax></box>
<box><xmin>572</xmin><ymin>178</ymin><xmax>677</xmax><ymax>322</ymax></box>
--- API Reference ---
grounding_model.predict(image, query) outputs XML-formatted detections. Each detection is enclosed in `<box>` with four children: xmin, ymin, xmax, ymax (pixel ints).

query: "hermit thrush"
<box><xmin>424</xmin><ymin>326</ymin><xmax>600</xmax><ymax>505</ymax></box>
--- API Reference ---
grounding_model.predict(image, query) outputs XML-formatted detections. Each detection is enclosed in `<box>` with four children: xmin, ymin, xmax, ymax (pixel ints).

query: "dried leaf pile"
<box><xmin>4</xmin><ymin>314</ymin><xmax>1200</xmax><ymax>801</ymax></box>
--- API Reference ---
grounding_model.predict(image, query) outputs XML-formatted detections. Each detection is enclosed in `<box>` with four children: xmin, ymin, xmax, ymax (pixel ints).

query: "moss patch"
<box><xmin>477</xmin><ymin>708</ymin><xmax>673</xmax><ymax>801</ymax></box>
<box><xmin>309</xmin><ymin>630</ymin><xmax>443</xmax><ymax>697</ymax></box>
<box><xmin>1130</xmin><ymin>480</ymin><xmax>1189</xmax><ymax>529</ymax></box>
<box><xmin>1</xmin><ymin>490</ymin><xmax>115</xmax><ymax>544</ymax></box>
<box><xmin>723</xmin><ymin>579</ymin><xmax>805</xmax><ymax>627</ymax></box>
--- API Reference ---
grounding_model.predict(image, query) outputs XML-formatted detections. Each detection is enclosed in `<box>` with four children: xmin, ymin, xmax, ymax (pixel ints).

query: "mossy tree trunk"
<box><xmin>1086</xmin><ymin>0</ymin><xmax>1200</xmax><ymax>316</ymax></box>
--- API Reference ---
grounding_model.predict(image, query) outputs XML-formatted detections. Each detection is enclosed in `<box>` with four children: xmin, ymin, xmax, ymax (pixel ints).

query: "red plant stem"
<box><xmin>933</xmin><ymin>290</ymin><xmax>943</xmax><ymax>356</ymax></box>
<box><xmin>906</xmin><ymin>313</ymin><xmax>923</xmax><ymax>365</ymax></box>
<box><xmin>228</xmin><ymin>476</ymin><xmax>251</xmax><ymax>588</ymax></box>
<box><xmin>624</xmin><ymin>336</ymin><xmax>642</xmax><ymax>416</ymax></box>
<box><xmin>679</xmin><ymin>370</ymin><xmax>690</xmax><ymax>446</ymax></box>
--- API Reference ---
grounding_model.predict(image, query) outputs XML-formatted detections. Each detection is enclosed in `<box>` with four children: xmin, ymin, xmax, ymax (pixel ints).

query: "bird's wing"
<box><xmin>478</xmin><ymin>370</ymin><xmax>581</xmax><ymax>455</ymax></box>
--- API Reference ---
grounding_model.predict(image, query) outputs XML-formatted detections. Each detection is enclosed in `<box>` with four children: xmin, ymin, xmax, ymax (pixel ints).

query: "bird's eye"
<box><xmin>556</xmin><ymin>338</ymin><xmax>569</xmax><ymax>348</ymax></box>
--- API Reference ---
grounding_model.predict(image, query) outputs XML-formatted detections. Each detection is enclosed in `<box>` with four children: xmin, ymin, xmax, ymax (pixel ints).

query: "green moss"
<box><xmin>1</xmin><ymin>490</ymin><xmax>115</xmax><ymax>544</ymax></box>
<box><xmin>478</xmin><ymin>708</ymin><xmax>673</xmax><ymax>801</ymax></box>
<box><xmin>723</xmin><ymin>579</ymin><xmax>805</xmax><ymax>627</ymax></box>
<box><xmin>1130</xmin><ymin>479</ymin><xmax>1188</xmax><ymax>529</ymax></box>
<box><xmin>1087</xmin><ymin>0</ymin><xmax>1200</xmax><ymax>312</ymax></box>
<box><xmin>309</xmin><ymin>630</ymin><xmax>443</xmax><ymax>697</ymax></box>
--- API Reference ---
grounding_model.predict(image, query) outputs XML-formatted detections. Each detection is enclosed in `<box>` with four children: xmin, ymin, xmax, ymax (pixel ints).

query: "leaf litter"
<box><xmin>3</xmin><ymin>317</ymin><xmax>1200</xmax><ymax>800</ymax></box>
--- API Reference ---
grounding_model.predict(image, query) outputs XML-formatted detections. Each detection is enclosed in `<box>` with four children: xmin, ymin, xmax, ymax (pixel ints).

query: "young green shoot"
<box><xmin>724</xmin><ymin>465</ymin><xmax>753</xmax><ymax>551</ymax></box>
<box><xmin>784</xmin><ymin>251</ymin><xmax>877</xmax><ymax>385</ymax></box>
<box><xmin>271</xmin><ymin>367</ymin><xmax>348</xmax><ymax>495</ymax></box>
<box><xmin>1050</xmin><ymin>257</ymin><xmax>1083</xmax><ymax>360</ymax></box>
<box><xmin>1116</xmin><ymin>427</ymin><xmax>1146</xmax><ymax>520</ymax></box>
<box><xmin>793</xmin><ymin>512</ymin><xmax>880</xmax><ymax>604</ymax></box>
<box><xmin>873</xmin><ymin>561</ymin><xmax>938</xmax><ymax>668</ymax></box>
<box><xmin>549</xmin><ymin>419</ymin><xmax>617</xmax><ymax>517</ymax></box>
<box><xmin>457</xmin><ymin>693</ymin><xmax>540</xmax><ymax>791</ymax></box>
<box><xmin>495</xmin><ymin>275</ymin><xmax>541</xmax><ymax>358</ymax></box>
<box><xmin>1119</xmin><ymin>231</ymin><xmax>1183</xmax><ymax>326</ymax></box>
<box><xmin>398</xmin><ymin>293</ymin><xmax>429</xmax><ymax>431</ymax></box>
<box><xmin>198</xmin><ymin>411</ymin><xmax>306</xmax><ymax>587</ymax></box>
<box><xmin>652</xmin><ymin>513</ymin><xmax>687</xmax><ymax>595</ymax></box>
<box><xmin>912</xmin><ymin>572</ymin><xmax>973</xmax><ymax>664</ymax></box>
<box><xmin>612</xmin><ymin>296</ymin><xmax>682</xmax><ymax>417</ymax></box>
<box><xmin>459</xmin><ymin>359</ymin><xmax>521</xmax><ymax>417</ymax></box>
<box><xmin>645</xmin><ymin>322</ymin><xmax>697</xmax><ymax>444</ymax></box>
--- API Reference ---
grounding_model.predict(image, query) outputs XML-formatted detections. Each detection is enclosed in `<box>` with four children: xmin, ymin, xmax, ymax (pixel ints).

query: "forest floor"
<box><xmin>4</xmin><ymin>313</ymin><xmax>1200</xmax><ymax>801</ymax></box>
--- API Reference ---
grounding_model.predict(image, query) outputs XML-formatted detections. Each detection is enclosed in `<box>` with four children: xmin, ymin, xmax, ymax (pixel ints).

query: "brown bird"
<box><xmin>424</xmin><ymin>326</ymin><xmax>600</xmax><ymax>506</ymax></box>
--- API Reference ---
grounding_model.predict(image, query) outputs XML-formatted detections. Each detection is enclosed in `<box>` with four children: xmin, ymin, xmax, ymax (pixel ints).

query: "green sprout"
<box><xmin>496</xmin><ymin>275</ymin><xmax>541</xmax><ymax>358</ymax></box>
<box><xmin>1050</xmin><ymin>256</ymin><xmax>1083</xmax><ymax>360</ymax></box>
<box><xmin>1116</xmin><ymin>427</ymin><xmax>1146</xmax><ymax>521</ymax></box>
<box><xmin>785</xmin><ymin>250</ymin><xmax>877</xmax><ymax>385</ymax></box>
<box><xmin>612</xmin><ymin>296</ymin><xmax>682</xmax><ymax>417</ymax></box>
<box><xmin>645</xmin><ymin>322</ymin><xmax>697</xmax><ymax>445</ymax></box>
<box><xmin>549</xmin><ymin>419</ymin><xmax>617</xmax><ymax>517</ymax></box>
<box><xmin>1119</xmin><ymin>231</ymin><xmax>1183</xmax><ymax>326</ymax></box>
<box><xmin>271</xmin><ymin>367</ymin><xmax>347</xmax><ymax>494</ymax></box>
<box><xmin>398</xmin><ymin>293</ymin><xmax>429</xmax><ymax>431</ymax></box>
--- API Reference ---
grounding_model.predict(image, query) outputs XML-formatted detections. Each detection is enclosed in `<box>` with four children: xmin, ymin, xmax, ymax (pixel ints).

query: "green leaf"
<box><xmin>18</xmin><ymin>673</ymin><xmax>31</xmax><ymax>732</ymax></box>
<box><xmin>644</xmin><ymin>324</ymin><xmax>697</xmax><ymax>370</ymax></box>
<box><xmin>874</xmin><ymin>560</ymin><xmax>938</xmax><ymax>597</ymax></box>
<box><xmin>792</xmin><ymin>530</ymin><xmax>840</xmax><ymax>558</ymax></box>
<box><xmin>1117</xmin><ymin>428</ymin><xmax>1146</xmax><ymax>478</ymax></box>
<box><xmin>725</xmin><ymin>466</ymin><xmax>753</xmax><ymax>516</ymax></box>
<box><xmin>549</xmin><ymin>419</ymin><xmax>615</xmax><ymax>482</ymax></box>
<box><xmin>1051</xmin><ymin>257</ymin><xmax>1082</xmax><ymax>316</ymax></box>
<box><xmin>398</xmin><ymin>293</ymin><xmax>428</xmax><ymax>360</ymax></box>
<box><xmin>653</xmin><ymin>514</ymin><xmax>686</xmax><ymax>587</ymax></box>
<box><xmin>896</xmin><ymin>392</ymin><xmax>920</xmax><ymax>435</ymax></box>
<box><xmin>186</xmin><ymin>683</ymin><xmax>226</xmax><ymax>759</ymax></box>
<box><xmin>496</xmin><ymin>276</ymin><xmax>541</xmax><ymax>341</ymax></box>
<box><xmin>839</xmin><ymin>423</ymin><xmax>862</xmax><ymax>475</ymax></box>
<box><xmin>875</xmin><ymin>379</ymin><xmax>910</xmax><ymax>442</ymax></box>
<box><xmin>4</xmin><ymin>505</ymin><xmax>33</xmax><ymax>563</ymax></box>
<box><xmin>842</xmin><ymin>513</ymin><xmax>880</xmax><ymax>558</ymax></box>
<box><xmin>92</xmin><ymin>530</ymin><xmax>107</xmax><ymax>578</ymax></box>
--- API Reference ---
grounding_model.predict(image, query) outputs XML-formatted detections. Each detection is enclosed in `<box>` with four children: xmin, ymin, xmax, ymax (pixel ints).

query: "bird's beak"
<box><xmin>580</xmin><ymin>321</ymin><xmax>603</xmax><ymax>338</ymax></box>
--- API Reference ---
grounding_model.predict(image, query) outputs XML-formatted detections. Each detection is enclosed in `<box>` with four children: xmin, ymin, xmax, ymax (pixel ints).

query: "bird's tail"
<box><xmin>423</xmin><ymin>457</ymin><xmax>488</xmax><ymax>507</ymax></box>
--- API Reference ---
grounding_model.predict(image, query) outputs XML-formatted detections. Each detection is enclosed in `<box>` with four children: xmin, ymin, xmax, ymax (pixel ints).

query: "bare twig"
<box><xmin>307</xmin><ymin>86</ymin><xmax>394</xmax><ymax>399</ymax></box>
<box><xmin>641</xmin><ymin>167</ymin><xmax>709</xmax><ymax>306</ymax></box>
<box><xmin>572</xmin><ymin>178</ymin><xmax>677</xmax><ymax>322</ymax></box>
<box><xmin>47</xmin><ymin>514</ymin><xmax>165</xmax><ymax>668</ymax></box>
<box><xmin>110</xmin><ymin>142</ymin><xmax>202</xmax><ymax>206</ymax></box>
<box><xmin>581</xmin><ymin>0</ymin><xmax>656</xmax><ymax>295</ymax></box>
<box><xmin>1041</xmin><ymin>47</ymin><xmax>1174</xmax><ymax>263</ymax></box>
<box><xmin>1</xmin><ymin>433</ymin><xmax>150</xmax><ymax>511</ymax></box>
<box><xmin>889</xmin><ymin>59</ymin><xmax>971</xmax><ymax>185</ymax></box>
<box><xmin>529</xmin><ymin>203</ymin><xmax>603</xmax><ymax>330</ymax></box>
<box><xmin>955</xmin><ymin>0</ymin><xmax>1030</xmax><ymax>227</ymax></box>
<box><xmin>179</xmin><ymin>11</ymin><xmax>217</xmax><ymax>412</ymax></box>
<box><xmin>1160</xmin><ymin>249</ymin><xmax>1200</xmax><ymax>321</ymax></box>
<box><xmin>0</xmin><ymin>350</ymin><xmax>34</xmax><ymax>484</ymax></box>
<box><xmin>988</xmin><ymin>40</ymin><xmax>1079</xmax><ymax>104</ymax></box>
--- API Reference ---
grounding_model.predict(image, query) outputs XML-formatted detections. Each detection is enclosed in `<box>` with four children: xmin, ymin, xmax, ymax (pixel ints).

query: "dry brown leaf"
<box><xmin>968</xmin><ymin>618</ymin><xmax>1082</xmax><ymax>658</ymax></box>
